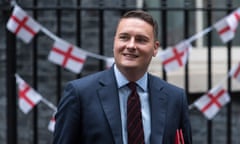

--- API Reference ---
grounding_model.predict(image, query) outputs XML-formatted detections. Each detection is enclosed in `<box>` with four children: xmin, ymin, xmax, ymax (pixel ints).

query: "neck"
<box><xmin>118</xmin><ymin>67</ymin><xmax>146</xmax><ymax>82</ymax></box>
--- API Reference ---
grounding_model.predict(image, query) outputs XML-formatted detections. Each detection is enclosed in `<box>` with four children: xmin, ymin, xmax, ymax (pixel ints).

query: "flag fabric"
<box><xmin>226</xmin><ymin>8</ymin><xmax>240</xmax><ymax>33</ymax></box>
<box><xmin>159</xmin><ymin>41</ymin><xmax>192</xmax><ymax>72</ymax></box>
<box><xmin>48</xmin><ymin>40</ymin><xmax>87</xmax><ymax>74</ymax></box>
<box><xmin>48</xmin><ymin>114</ymin><xmax>56</xmax><ymax>132</ymax></box>
<box><xmin>194</xmin><ymin>85</ymin><xmax>230</xmax><ymax>120</ymax></box>
<box><xmin>105</xmin><ymin>57</ymin><xmax>114</xmax><ymax>69</ymax></box>
<box><xmin>15</xmin><ymin>74</ymin><xmax>42</xmax><ymax>114</ymax></box>
<box><xmin>229</xmin><ymin>62</ymin><xmax>240</xmax><ymax>82</ymax></box>
<box><xmin>6</xmin><ymin>5</ymin><xmax>41</xmax><ymax>43</ymax></box>
<box><xmin>214</xmin><ymin>9</ymin><xmax>240</xmax><ymax>43</ymax></box>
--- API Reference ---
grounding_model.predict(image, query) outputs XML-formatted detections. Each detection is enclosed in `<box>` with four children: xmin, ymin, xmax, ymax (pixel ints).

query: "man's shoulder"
<box><xmin>73</xmin><ymin>69</ymin><xmax>107</xmax><ymax>82</ymax></box>
<box><xmin>148</xmin><ymin>73</ymin><xmax>184</xmax><ymax>92</ymax></box>
<box><xmin>69</xmin><ymin>68</ymin><xmax>113</xmax><ymax>87</ymax></box>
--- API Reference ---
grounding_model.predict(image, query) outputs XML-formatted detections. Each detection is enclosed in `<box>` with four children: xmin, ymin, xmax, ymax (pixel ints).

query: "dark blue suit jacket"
<box><xmin>53</xmin><ymin>67</ymin><xmax>192</xmax><ymax>144</ymax></box>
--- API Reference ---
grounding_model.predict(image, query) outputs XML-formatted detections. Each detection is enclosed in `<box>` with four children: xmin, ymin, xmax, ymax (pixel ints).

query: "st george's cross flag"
<box><xmin>229</xmin><ymin>62</ymin><xmax>240</xmax><ymax>82</ymax></box>
<box><xmin>48</xmin><ymin>40</ymin><xmax>87</xmax><ymax>74</ymax></box>
<box><xmin>48</xmin><ymin>114</ymin><xmax>56</xmax><ymax>132</ymax></box>
<box><xmin>7</xmin><ymin>5</ymin><xmax>40</xmax><ymax>43</ymax></box>
<box><xmin>214</xmin><ymin>17</ymin><xmax>234</xmax><ymax>43</ymax></box>
<box><xmin>194</xmin><ymin>85</ymin><xmax>230</xmax><ymax>120</ymax></box>
<box><xmin>226</xmin><ymin>8</ymin><xmax>240</xmax><ymax>32</ymax></box>
<box><xmin>15</xmin><ymin>74</ymin><xmax>42</xmax><ymax>114</ymax></box>
<box><xmin>159</xmin><ymin>41</ymin><xmax>192</xmax><ymax>72</ymax></box>
<box><xmin>214</xmin><ymin>8</ymin><xmax>240</xmax><ymax>43</ymax></box>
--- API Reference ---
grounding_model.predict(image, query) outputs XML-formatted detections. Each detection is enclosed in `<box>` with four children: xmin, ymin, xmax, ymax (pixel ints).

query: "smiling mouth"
<box><xmin>123</xmin><ymin>53</ymin><xmax>138</xmax><ymax>58</ymax></box>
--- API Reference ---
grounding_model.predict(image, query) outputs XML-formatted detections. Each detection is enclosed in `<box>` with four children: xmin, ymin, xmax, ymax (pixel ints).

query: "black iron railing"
<box><xmin>2</xmin><ymin>0</ymin><xmax>240</xmax><ymax>144</ymax></box>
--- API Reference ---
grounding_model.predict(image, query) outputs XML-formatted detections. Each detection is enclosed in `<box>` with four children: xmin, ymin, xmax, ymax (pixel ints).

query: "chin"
<box><xmin>121</xmin><ymin>64</ymin><xmax>138</xmax><ymax>70</ymax></box>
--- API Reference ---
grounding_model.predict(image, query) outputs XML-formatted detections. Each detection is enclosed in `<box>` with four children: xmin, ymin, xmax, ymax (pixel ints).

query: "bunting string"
<box><xmin>187</xmin><ymin>26</ymin><xmax>213</xmax><ymax>43</ymax></box>
<box><xmin>40</xmin><ymin>24</ymin><xmax>108</xmax><ymax>61</ymax></box>
<box><xmin>6</xmin><ymin>2</ymin><xmax>240</xmax><ymax>132</ymax></box>
<box><xmin>40</xmin><ymin>97</ymin><xmax>57</xmax><ymax>112</ymax></box>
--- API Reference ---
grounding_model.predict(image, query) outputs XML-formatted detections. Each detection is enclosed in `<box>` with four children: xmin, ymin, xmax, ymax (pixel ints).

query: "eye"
<box><xmin>136</xmin><ymin>36</ymin><xmax>148</xmax><ymax>43</ymax></box>
<box><xmin>119</xmin><ymin>35</ymin><xmax>129</xmax><ymax>41</ymax></box>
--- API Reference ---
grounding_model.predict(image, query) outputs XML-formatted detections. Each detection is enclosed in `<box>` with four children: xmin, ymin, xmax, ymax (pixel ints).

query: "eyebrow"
<box><xmin>118</xmin><ymin>32</ymin><xmax>150</xmax><ymax>38</ymax></box>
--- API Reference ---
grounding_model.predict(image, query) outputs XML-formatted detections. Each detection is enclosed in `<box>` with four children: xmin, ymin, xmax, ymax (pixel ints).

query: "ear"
<box><xmin>153</xmin><ymin>41</ymin><xmax>160</xmax><ymax>57</ymax></box>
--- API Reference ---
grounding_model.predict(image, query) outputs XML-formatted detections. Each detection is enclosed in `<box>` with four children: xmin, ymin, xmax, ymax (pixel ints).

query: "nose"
<box><xmin>126</xmin><ymin>37</ymin><xmax>136</xmax><ymax>49</ymax></box>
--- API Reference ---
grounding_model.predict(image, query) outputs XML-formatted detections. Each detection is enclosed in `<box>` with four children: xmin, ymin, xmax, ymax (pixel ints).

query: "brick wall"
<box><xmin>0</xmin><ymin>0</ymin><xmax>240</xmax><ymax>144</ymax></box>
<box><xmin>0</xmin><ymin>5</ymin><xmax>7</xmax><ymax>144</ymax></box>
<box><xmin>0</xmin><ymin>0</ymin><xmax>133</xmax><ymax>144</ymax></box>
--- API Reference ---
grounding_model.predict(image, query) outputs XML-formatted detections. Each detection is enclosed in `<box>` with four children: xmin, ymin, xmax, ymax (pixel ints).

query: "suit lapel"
<box><xmin>97</xmin><ymin>70</ymin><xmax>168</xmax><ymax>144</ymax></box>
<box><xmin>97</xmin><ymin>68</ymin><xmax>123</xmax><ymax>144</ymax></box>
<box><xmin>149</xmin><ymin>75</ymin><xmax>168</xmax><ymax>144</ymax></box>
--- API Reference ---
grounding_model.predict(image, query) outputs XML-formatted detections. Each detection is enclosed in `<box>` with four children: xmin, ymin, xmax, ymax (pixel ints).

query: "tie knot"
<box><xmin>127</xmin><ymin>82</ymin><xmax>137</xmax><ymax>91</ymax></box>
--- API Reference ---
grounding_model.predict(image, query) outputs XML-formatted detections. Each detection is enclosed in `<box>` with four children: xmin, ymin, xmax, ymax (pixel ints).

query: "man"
<box><xmin>53</xmin><ymin>10</ymin><xmax>192</xmax><ymax>144</ymax></box>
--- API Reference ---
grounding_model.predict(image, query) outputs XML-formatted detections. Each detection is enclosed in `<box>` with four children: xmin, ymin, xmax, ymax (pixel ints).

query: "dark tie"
<box><xmin>127</xmin><ymin>82</ymin><xmax>145</xmax><ymax>144</ymax></box>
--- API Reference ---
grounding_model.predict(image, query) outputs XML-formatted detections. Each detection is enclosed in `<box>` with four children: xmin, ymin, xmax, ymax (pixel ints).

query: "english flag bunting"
<box><xmin>226</xmin><ymin>8</ymin><xmax>240</xmax><ymax>33</ymax></box>
<box><xmin>48</xmin><ymin>114</ymin><xmax>56</xmax><ymax>132</ymax></box>
<box><xmin>6</xmin><ymin>5</ymin><xmax>41</xmax><ymax>43</ymax></box>
<box><xmin>229</xmin><ymin>62</ymin><xmax>240</xmax><ymax>82</ymax></box>
<box><xmin>15</xmin><ymin>74</ymin><xmax>42</xmax><ymax>114</ymax></box>
<box><xmin>194</xmin><ymin>85</ymin><xmax>230</xmax><ymax>120</ymax></box>
<box><xmin>214</xmin><ymin>9</ymin><xmax>240</xmax><ymax>43</ymax></box>
<box><xmin>159</xmin><ymin>41</ymin><xmax>192</xmax><ymax>72</ymax></box>
<box><xmin>48</xmin><ymin>40</ymin><xmax>87</xmax><ymax>74</ymax></box>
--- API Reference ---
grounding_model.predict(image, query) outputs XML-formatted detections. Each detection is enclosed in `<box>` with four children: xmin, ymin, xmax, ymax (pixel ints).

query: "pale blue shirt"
<box><xmin>114</xmin><ymin>65</ymin><xmax>151</xmax><ymax>144</ymax></box>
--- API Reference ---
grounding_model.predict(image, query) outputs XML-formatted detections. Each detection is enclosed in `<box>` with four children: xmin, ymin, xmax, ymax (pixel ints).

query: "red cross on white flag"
<box><xmin>48</xmin><ymin>40</ymin><xmax>87</xmax><ymax>74</ymax></box>
<box><xmin>194</xmin><ymin>85</ymin><xmax>230</xmax><ymax>120</ymax></box>
<box><xmin>229</xmin><ymin>62</ymin><xmax>240</xmax><ymax>82</ymax></box>
<box><xmin>159</xmin><ymin>41</ymin><xmax>192</xmax><ymax>72</ymax></box>
<box><xmin>15</xmin><ymin>74</ymin><xmax>42</xmax><ymax>114</ymax></box>
<box><xmin>48</xmin><ymin>114</ymin><xmax>56</xmax><ymax>132</ymax></box>
<box><xmin>214</xmin><ymin>8</ymin><xmax>240</xmax><ymax>44</ymax></box>
<box><xmin>6</xmin><ymin>5</ymin><xmax>41</xmax><ymax>43</ymax></box>
<box><xmin>226</xmin><ymin>8</ymin><xmax>240</xmax><ymax>32</ymax></box>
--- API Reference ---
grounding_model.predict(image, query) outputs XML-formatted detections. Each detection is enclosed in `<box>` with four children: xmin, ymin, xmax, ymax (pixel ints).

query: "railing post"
<box><xmin>226</xmin><ymin>1</ymin><xmax>233</xmax><ymax>144</ymax></box>
<box><xmin>76</xmin><ymin>0</ymin><xmax>82</xmax><ymax>79</ymax></box>
<box><xmin>99</xmin><ymin>0</ymin><xmax>104</xmax><ymax>71</ymax></box>
<box><xmin>184</xmin><ymin>0</ymin><xmax>190</xmax><ymax>98</ymax></box>
<box><xmin>161</xmin><ymin>0</ymin><xmax>167</xmax><ymax>80</ymax></box>
<box><xmin>5</xmin><ymin>5</ymin><xmax>18</xmax><ymax>144</ymax></box>
<box><xmin>56</xmin><ymin>0</ymin><xmax>62</xmax><ymax>104</ymax></box>
<box><xmin>33</xmin><ymin>0</ymin><xmax>39</xmax><ymax>144</ymax></box>
<box><xmin>206</xmin><ymin>1</ymin><xmax>213</xmax><ymax>144</ymax></box>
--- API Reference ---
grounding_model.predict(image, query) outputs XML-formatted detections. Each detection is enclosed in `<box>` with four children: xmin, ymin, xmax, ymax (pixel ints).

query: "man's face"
<box><xmin>113</xmin><ymin>18</ymin><xmax>159</xmax><ymax>73</ymax></box>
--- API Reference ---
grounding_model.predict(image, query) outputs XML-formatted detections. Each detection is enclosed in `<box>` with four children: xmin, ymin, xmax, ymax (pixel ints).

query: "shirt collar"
<box><xmin>114</xmin><ymin>64</ymin><xmax>148</xmax><ymax>91</ymax></box>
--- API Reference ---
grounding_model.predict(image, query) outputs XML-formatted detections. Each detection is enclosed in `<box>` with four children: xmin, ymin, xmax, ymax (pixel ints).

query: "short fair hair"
<box><xmin>120</xmin><ymin>10</ymin><xmax>159</xmax><ymax>40</ymax></box>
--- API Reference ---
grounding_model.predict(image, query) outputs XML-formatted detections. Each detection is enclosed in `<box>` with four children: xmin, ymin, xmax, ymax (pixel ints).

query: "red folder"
<box><xmin>175</xmin><ymin>129</ymin><xmax>185</xmax><ymax>144</ymax></box>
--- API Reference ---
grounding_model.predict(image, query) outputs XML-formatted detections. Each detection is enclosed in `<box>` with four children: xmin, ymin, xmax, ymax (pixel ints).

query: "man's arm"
<box><xmin>53</xmin><ymin>83</ymin><xmax>81</xmax><ymax>144</ymax></box>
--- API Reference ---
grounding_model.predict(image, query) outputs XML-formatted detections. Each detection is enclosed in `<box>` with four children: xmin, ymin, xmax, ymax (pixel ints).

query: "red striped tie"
<box><xmin>127</xmin><ymin>82</ymin><xmax>145</xmax><ymax>144</ymax></box>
